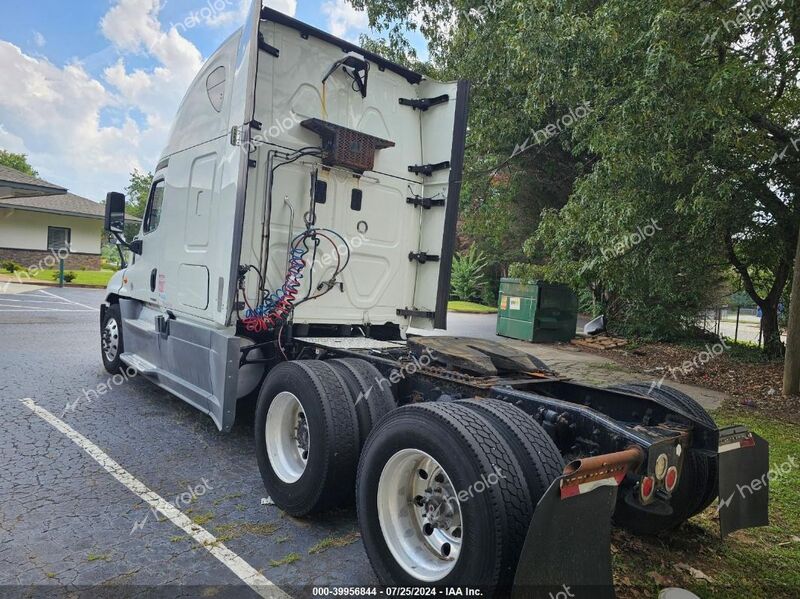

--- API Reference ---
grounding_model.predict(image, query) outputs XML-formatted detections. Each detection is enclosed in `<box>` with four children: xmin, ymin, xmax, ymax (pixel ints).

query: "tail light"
<box><xmin>640</xmin><ymin>475</ymin><xmax>655</xmax><ymax>503</ymax></box>
<box><xmin>665</xmin><ymin>466</ymin><xmax>679</xmax><ymax>492</ymax></box>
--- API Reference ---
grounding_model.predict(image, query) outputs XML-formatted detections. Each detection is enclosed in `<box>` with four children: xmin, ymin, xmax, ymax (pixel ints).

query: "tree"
<box><xmin>124</xmin><ymin>169</ymin><xmax>153</xmax><ymax>218</ymax></box>
<box><xmin>353</xmin><ymin>0</ymin><xmax>799</xmax><ymax>356</ymax></box>
<box><xmin>0</xmin><ymin>150</ymin><xmax>38</xmax><ymax>177</ymax></box>
<box><xmin>784</xmin><ymin>232</ymin><xmax>800</xmax><ymax>395</ymax></box>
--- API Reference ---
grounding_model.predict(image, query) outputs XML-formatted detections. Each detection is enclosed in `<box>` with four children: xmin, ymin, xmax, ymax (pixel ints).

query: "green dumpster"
<box><xmin>496</xmin><ymin>278</ymin><xmax>578</xmax><ymax>343</ymax></box>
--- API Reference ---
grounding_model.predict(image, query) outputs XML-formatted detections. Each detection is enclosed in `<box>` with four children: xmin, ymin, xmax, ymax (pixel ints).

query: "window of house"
<box><xmin>47</xmin><ymin>226</ymin><xmax>71</xmax><ymax>251</ymax></box>
<box><xmin>143</xmin><ymin>180</ymin><xmax>166</xmax><ymax>234</ymax></box>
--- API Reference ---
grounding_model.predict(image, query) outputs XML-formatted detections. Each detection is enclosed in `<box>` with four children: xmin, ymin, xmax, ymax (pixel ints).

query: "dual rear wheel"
<box><xmin>254</xmin><ymin>363</ymin><xmax>564</xmax><ymax>588</ymax></box>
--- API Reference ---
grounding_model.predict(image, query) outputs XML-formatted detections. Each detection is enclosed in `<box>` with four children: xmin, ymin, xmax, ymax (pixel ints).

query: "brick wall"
<box><xmin>0</xmin><ymin>247</ymin><xmax>101</xmax><ymax>271</ymax></box>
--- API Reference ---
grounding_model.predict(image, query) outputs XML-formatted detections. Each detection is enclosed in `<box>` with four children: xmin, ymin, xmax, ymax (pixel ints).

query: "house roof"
<box><xmin>0</xmin><ymin>192</ymin><xmax>141</xmax><ymax>222</ymax></box>
<box><xmin>0</xmin><ymin>164</ymin><xmax>67</xmax><ymax>199</ymax></box>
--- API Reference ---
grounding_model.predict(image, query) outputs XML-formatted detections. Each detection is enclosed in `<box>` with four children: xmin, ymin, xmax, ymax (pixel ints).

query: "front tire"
<box><xmin>101</xmin><ymin>303</ymin><xmax>124</xmax><ymax>374</ymax></box>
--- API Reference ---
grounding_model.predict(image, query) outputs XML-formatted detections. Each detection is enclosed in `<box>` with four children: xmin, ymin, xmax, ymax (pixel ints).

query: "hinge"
<box><xmin>248</xmin><ymin>159</ymin><xmax>257</xmax><ymax>168</ymax></box>
<box><xmin>397</xmin><ymin>308</ymin><xmax>436</xmax><ymax>319</ymax></box>
<box><xmin>407</xmin><ymin>196</ymin><xmax>445</xmax><ymax>209</ymax></box>
<box><xmin>258</xmin><ymin>32</ymin><xmax>280</xmax><ymax>57</ymax></box>
<box><xmin>399</xmin><ymin>94</ymin><xmax>449</xmax><ymax>111</ymax></box>
<box><xmin>408</xmin><ymin>161</ymin><xmax>450</xmax><ymax>177</ymax></box>
<box><xmin>249</xmin><ymin>120</ymin><xmax>262</xmax><ymax>131</ymax></box>
<box><xmin>409</xmin><ymin>251</ymin><xmax>439</xmax><ymax>264</ymax></box>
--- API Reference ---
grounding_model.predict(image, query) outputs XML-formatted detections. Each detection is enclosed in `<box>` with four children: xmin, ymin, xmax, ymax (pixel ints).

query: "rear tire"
<box><xmin>101</xmin><ymin>304</ymin><xmax>124</xmax><ymax>374</ymax></box>
<box><xmin>610</xmin><ymin>382</ymin><xmax>718</xmax><ymax>534</ymax></box>
<box><xmin>328</xmin><ymin>358</ymin><xmax>396</xmax><ymax>448</ymax></box>
<box><xmin>357</xmin><ymin>402</ymin><xmax>533</xmax><ymax>589</ymax></box>
<box><xmin>458</xmin><ymin>398</ymin><xmax>564</xmax><ymax>505</ymax></box>
<box><xmin>255</xmin><ymin>360</ymin><xmax>360</xmax><ymax>515</ymax></box>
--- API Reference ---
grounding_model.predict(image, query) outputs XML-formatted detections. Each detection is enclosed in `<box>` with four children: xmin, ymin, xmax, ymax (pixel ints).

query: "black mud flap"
<box><xmin>512</xmin><ymin>448</ymin><xmax>643</xmax><ymax>599</ymax></box>
<box><xmin>717</xmin><ymin>426</ymin><xmax>770</xmax><ymax>537</ymax></box>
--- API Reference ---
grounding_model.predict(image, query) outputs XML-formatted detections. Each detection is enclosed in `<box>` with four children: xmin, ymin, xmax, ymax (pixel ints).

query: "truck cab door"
<box><xmin>404</xmin><ymin>80</ymin><xmax>470</xmax><ymax>330</ymax></box>
<box><xmin>127</xmin><ymin>178</ymin><xmax>167</xmax><ymax>308</ymax></box>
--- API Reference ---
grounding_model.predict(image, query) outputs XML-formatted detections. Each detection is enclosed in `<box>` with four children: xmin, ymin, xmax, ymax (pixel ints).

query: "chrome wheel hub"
<box><xmin>102</xmin><ymin>318</ymin><xmax>119</xmax><ymax>363</ymax></box>
<box><xmin>377</xmin><ymin>449</ymin><xmax>463</xmax><ymax>582</ymax></box>
<box><xmin>266</xmin><ymin>392</ymin><xmax>309</xmax><ymax>483</ymax></box>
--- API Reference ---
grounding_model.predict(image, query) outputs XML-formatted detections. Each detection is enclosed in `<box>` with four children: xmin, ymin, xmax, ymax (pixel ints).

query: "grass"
<box><xmin>86</xmin><ymin>553</ymin><xmax>111</xmax><ymax>562</ymax></box>
<box><xmin>190</xmin><ymin>512</ymin><xmax>214</xmax><ymax>526</ymax></box>
<box><xmin>20</xmin><ymin>269</ymin><xmax>116</xmax><ymax>287</ymax></box>
<box><xmin>447</xmin><ymin>300</ymin><xmax>497</xmax><ymax>314</ymax></box>
<box><xmin>307</xmin><ymin>531</ymin><xmax>360</xmax><ymax>554</ymax></box>
<box><xmin>269</xmin><ymin>552</ymin><xmax>301</xmax><ymax>567</ymax></box>
<box><xmin>614</xmin><ymin>406</ymin><xmax>800</xmax><ymax>598</ymax></box>
<box><xmin>212</xmin><ymin>521</ymin><xmax>280</xmax><ymax>542</ymax></box>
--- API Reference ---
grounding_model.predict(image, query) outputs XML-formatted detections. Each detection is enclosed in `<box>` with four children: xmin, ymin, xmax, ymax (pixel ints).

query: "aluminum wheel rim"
<box><xmin>377</xmin><ymin>449</ymin><xmax>463</xmax><ymax>582</ymax></box>
<box><xmin>102</xmin><ymin>318</ymin><xmax>119</xmax><ymax>363</ymax></box>
<box><xmin>266</xmin><ymin>391</ymin><xmax>309</xmax><ymax>483</ymax></box>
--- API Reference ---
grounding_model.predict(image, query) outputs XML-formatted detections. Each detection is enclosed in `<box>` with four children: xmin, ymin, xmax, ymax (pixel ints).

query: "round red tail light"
<box><xmin>665</xmin><ymin>466</ymin><xmax>678</xmax><ymax>492</ymax></box>
<box><xmin>640</xmin><ymin>476</ymin><xmax>655</xmax><ymax>502</ymax></box>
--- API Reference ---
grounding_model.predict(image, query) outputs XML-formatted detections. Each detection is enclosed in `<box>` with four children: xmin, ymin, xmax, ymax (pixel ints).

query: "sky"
<box><xmin>0</xmin><ymin>0</ymin><xmax>425</xmax><ymax>201</ymax></box>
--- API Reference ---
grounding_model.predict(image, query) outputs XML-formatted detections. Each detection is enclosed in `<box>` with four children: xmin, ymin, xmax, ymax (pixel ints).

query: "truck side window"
<box><xmin>143</xmin><ymin>180</ymin><xmax>165</xmax><ymax>234</ymax></box>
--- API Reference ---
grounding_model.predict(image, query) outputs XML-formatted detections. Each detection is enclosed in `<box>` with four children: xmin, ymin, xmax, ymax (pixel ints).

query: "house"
<box><xmin>0</xmin><ymin>167</ymin><xmax>137</xmax><ymax>270</ymax></box>
<box><xmin>0</xmin><ymin>164</ymin><xmax>67</xmax><ymax>199</ymax></box>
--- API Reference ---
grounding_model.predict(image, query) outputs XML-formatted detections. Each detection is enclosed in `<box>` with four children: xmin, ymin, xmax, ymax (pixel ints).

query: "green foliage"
<box><xmin>101</xmin><ymin>242</ymin><xmax>122</xmax><ymax>269</ymax></box>
<box><xmin>448</xmin><ymin>300</ymin><xmax>497</xmax><ymax>314</ymax></box>
<box><xmin>52</xmin><ymin>271</ymin><xmax>77</xmax><ymax>283</ymax></box>
<box><xmin>450</xmin><ymin>246</ymin><xmax>489</xmax><ymax>302</ymax></box>
<box><xmin>0</xmin><ymin>150</ymin><xmax>38</xmax><ymax>177</ymax></box>
<box><xmin>124</xmin><ymin>169</ymin><xmax>153</xmax><ymax>219</ymax></box>
<box><xmin>1</xmin><ymin>260</ymin><xmax>21</xmax><ymax>273</ymax></box>
<box><xmin>356</xmin><ymin>0</ymin><xmax>798</xmax><ymax>350</ymax></box>
<box><xmin>28</xmin><ymin>269</ymin><xmax>113</xmax><ymax>287</ymax></box>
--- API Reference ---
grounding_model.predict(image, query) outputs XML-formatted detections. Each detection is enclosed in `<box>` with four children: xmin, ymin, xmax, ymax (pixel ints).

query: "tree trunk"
<box><xmin>783</xmin><ymin>232</ymin><xmax>800</xmax><ymax>396</ymax></box>
<box><xmin>761</xmin><ymin>303</ymin><xmax>784</xmax><ymax>358</ymax></box>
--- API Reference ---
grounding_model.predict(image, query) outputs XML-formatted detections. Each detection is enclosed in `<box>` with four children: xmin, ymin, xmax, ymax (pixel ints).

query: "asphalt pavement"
<box><xmin>0</xmin><ymin>286</ymin><xmax>371</xmax><ymax>597</ymax></box>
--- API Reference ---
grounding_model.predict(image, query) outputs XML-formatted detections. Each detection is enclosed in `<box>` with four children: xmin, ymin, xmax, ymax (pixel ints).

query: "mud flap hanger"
<box><xmin>717</xmin><ymin>425</ymin><xmax>769</xmax><ymax>537</ymax></box>
<box><xmin>513</xmin><ymin>447</ymin><xmax>644</xmax><ymax>599</ymax></box>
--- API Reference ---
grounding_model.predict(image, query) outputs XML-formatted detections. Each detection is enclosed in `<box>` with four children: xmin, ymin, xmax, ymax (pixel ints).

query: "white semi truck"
<box><xmin>100</xmin><ymin>2</ymin><xmax>770</xmax><ymax>595</ymax></box>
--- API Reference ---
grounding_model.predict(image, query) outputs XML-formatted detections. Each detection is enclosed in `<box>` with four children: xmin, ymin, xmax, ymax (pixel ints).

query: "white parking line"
<box><xmin>20</xmin><ymin>399</ymin><xmax>288</xmax><ymax>599</ymax></box>
<box><xmin>0</xmin><ymin>298</ymin><xmax>74</xmax><ymax>303</ymax></box>
<box><xmin>0</xmin><ymin>308</ymin><xmax>96</xmax><ymax>312</ymax></box>
<box><xmin>37</xmin><ymin>289</ymin><xmax>99</xmax><ymax>311</ymax></box>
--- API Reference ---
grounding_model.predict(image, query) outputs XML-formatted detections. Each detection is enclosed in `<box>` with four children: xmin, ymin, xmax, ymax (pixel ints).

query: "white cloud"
<box><xmin>32</xmin><ymin>31</ymin><xmax>46</xmax><ymax>48</ymax></box>
<box><xmin>0</xmin><ymin>0</ymin><xmax>298</xmax><ymax>202</ymax></box>
<box><xmin>0</xmin><ymin>0</ymin><xmax>214</xmax><ymax>201</ymax></box>
<box><xmin>0</xmin><ymin>124</ymin><xmax>27</xmax><ymax>154</ymax></box>
<box><xmin>322</xmin><ymin>0</ymin><xmax>368</xmax><ymax>41</ymax></box>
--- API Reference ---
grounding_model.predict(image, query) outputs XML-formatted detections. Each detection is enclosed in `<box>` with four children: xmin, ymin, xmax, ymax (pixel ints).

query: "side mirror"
<box><xmin>104</xmin><ymin>191</ymin><xmax>126</xmax><ymax>233</ymax></box>
<box><xmin>129</xmin><ymin>239</ymin><xmax>143</xmax><ymax>255</ymax></box>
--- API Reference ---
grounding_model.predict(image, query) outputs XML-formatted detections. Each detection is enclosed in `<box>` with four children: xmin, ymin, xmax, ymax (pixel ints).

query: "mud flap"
<box><xmin>717</xmin><ymin>426</ymin><xmax>769</xmax><ymax>537</ymax></box>
<box><xmin>512</xmin><ymin>448</ymin><xmax>643</xmax><ymax>599</ymax></box>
